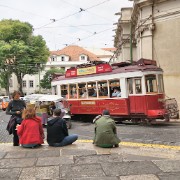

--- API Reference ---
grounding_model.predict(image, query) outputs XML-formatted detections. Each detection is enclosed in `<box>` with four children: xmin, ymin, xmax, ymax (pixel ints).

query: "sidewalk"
<box><xmin>0</xmin><ymin>141</ymin><xmax>180</xmax><ymax>180</ymax></box>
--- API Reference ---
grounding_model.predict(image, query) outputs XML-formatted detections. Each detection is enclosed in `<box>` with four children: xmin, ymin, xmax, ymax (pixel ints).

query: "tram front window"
<box><xmin>145</xmin><ymin>75</ymin><xmax>157</xmax><ymax>93</ymax></box>
<box><xmin>127</xmin><ymin>78</ymin><xmax>133</xmax><ymax>94</ymax></box>
<box><xmin>158</xmin><ymin>74</ymin><xmax>164</xmax><ymax>93</ymax></box>
<box><xmin>135</xmin><ymin>79</ymin><xmax>142</xmax><ymax>94</ymax></box>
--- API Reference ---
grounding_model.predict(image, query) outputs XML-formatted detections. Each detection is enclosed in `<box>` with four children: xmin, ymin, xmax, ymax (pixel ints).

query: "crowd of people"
<box><xmin>6</xmin><ymin>90</ymin><xmax>120</xmax><ymax>149</ymax></box>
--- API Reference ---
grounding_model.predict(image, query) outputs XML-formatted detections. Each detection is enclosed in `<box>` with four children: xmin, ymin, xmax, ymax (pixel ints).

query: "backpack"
<box><xmin>6</xmin><ymin>116</ymin><xmax>16</xmax><ymax>135</ymax></box>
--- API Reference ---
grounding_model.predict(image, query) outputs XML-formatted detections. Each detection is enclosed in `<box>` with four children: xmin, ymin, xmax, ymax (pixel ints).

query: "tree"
<box><xmin>0</xmin><ymin>19</ymin><xmax>50</xmax><ymax>95</ymax></box>
<box><xmin>40</xmin><ymin>68</ymin><xmax>65</xmax><ymax>90</ymax></box>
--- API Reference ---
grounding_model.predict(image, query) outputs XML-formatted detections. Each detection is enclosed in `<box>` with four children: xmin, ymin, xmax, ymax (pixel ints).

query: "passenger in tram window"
<box><xmin>112</xmin><ymin>87</ymin><xmax>121</xmax><ymax>97</ymax></box>
<box><xmin>136</xmin><ymin>86</ymin><xmax>142</xmax><ymax>94</ymax></box>
<box><xmin>47</xmin><ymin>109</ymin><xmax>78</xmax><ymax>147</ymax></box>
<box><xmin>70</xmin><ymin>87</ymin><xmax>77</xmax><ymax>98</ymax></box>
<box><xmin>101</xmin><ymin>87</ymin><xmax>108</xmax><ymax>96</ymax></box>
<box><xmin>92</xmin><ymin>89</ymin><xmax>97</xmax><ymax>97</ymax></box>
<box><xmin>81</xmin><ymin>89</ymin><xmax>87</xmax><ymax>98</ymax></box>
<box><xmin>93</xmin><ymin>110</ymin><xmax>120</xmax><ymax>148</ymax></box>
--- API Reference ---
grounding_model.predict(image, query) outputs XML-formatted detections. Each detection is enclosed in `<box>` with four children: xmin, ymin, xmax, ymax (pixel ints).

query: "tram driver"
<box><xmin>112</xmin><ymin>87</ymin><xmax>121</xmax><ymax>97</ymax></box>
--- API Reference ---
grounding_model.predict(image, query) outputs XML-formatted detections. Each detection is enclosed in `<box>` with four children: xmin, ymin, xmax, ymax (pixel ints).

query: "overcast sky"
<box><xmin>0</xmin><ymin>0</ymin><xmax>133</xmax><ymax>51</ymax></box>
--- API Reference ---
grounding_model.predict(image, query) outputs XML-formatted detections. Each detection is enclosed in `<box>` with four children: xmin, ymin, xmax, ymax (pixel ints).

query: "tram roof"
<box><xmin>52</xmin><ymin>58</ymin><xmax>163</xmax><ymax>82</ymax></box>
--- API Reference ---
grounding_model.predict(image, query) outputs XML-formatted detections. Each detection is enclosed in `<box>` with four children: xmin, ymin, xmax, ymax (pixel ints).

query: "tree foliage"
<box><xmin>0</xmin><ymin>19</ymin><xmax>50</xmax><ymax>95</ymax></box>
<box><xmin>40</xmin><ymin>68</ymin><xmax>65</xmax><ymax>89</ymax></box>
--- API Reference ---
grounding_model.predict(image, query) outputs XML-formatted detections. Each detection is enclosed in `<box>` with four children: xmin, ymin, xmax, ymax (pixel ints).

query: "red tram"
<box><xmin>51</xmin><ymin>58</ymin><xmax>178</xmax><ymax>124</ymax></box>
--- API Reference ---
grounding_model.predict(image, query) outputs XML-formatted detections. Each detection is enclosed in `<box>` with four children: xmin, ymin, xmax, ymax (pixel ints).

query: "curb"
<box><xmin>1</xmin><ymin>140</ymin><xmax>180</xmax><ymax>150</ymax></box>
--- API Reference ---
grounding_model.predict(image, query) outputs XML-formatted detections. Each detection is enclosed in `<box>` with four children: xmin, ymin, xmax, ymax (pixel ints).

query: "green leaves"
<box><xmin>40</xmin><ymin>68</ymin><xmax>65</xmax><ymax>89</ymax></box>
<box><xmin>0</xmin><ymin>19</ymin><xmax>50</xmax><ymax>95</ymax></box>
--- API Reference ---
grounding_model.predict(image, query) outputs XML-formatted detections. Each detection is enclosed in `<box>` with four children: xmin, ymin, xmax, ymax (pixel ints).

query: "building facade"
<box><xmin>114</xmin><ymin>0</ymin><xmax>180</xmax><ymax>109</ymax></box>
<box><xmin>2</xmin><ymin>45</ymin><xmax>115</xmax><ymax>95</ymax></box>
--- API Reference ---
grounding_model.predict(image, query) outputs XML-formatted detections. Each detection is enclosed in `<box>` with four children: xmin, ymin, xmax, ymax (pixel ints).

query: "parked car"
<box><xmin>0</xmin><ymin>96</ymin><xmax>10</xmax><ymax>111</ymax></box>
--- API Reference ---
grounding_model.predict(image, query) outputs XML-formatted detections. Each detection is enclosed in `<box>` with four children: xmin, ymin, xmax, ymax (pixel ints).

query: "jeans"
<box><xmin>50</xmin><ymin>134</ymin><xmax>78</xmax><ymax>147</ymax></box>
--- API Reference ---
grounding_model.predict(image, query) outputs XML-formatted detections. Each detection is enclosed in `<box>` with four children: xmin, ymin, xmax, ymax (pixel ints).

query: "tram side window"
<box><xmin>97</xmin><ymin>81</ymin><xmax>108</xmax><ymax>97</ymax></box>
<box><xmin>78</xmin><ymin>83</ymin><xmax>87</xmax><ymax>98</ymax></box>
<box><xmin>69</xmin><ymin>84</ymin><xmax>77</xmax><ymax>98</ymax></box>
<box><xmin>61</xmin><ymin>85</ymin><xmax>68</xmax><ymax>98</ymax></box>
<box><xmin>145</xmin><ymin>75</ymin><xmax>158</xmax><ymax>93</ymax></box>
<box><xmin>135</xmin><ymin>79</ymin><xmax>142</xmax><ymax>94</ymax></box>
<box><xmin>87</xmin><ymin>82</ymin><xmax>97</xmax><ymax>97</ymax></box>
<box><xmin>158</xmin><ymin>74</ymin><xmax>164</xmax><ymax>93</ymax></box>
<box><xmin>109</xmin><ymin>79</ymin><xmax>121</xmax><ymax>97</ymax></box>
<box><xmin>127</xmin><ymin>78</ymin><xmax>133</xmax><ymax>94</ymax></box>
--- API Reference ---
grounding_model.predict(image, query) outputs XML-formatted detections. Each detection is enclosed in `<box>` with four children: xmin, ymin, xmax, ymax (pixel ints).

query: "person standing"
<box><xmin>47</xmin><ymin>109</ymin><xmax>78</xmax><ymax>147</ymax></box>
<box><xmin>16</xmin><ymin>107</ymin><xmax>44</xmax><ymax>148</ymax></box>
<box><xmin>93</xmin><ymin>110</ymin><xmax>120</xmax><ymax>148</ymax></box>
<box><xmin>6</xmin><ymin>91</ymin><xmax>26</xmax><ymax>146</ymax></box>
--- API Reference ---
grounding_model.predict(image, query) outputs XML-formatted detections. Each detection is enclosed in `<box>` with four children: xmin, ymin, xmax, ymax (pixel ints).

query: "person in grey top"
<box><xmin>6</xmin><ymin>91</ymin><xmax>26</xmax><ymax>146</ymax></box>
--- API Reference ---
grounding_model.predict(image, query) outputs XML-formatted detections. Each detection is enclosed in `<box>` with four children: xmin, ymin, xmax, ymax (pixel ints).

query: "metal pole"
<box><xmin>130</xmin><ymin>21</ymin><xmax>133</xmax><ymax>64</ymax></box>
<box><xmin>39</xmin><ymin>67</ymin><xmax>40</xmax><ymax>93</ymax></box>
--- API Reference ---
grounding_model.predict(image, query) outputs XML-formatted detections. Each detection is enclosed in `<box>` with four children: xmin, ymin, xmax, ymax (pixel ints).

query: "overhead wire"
<box><xmin>34</xmin><ymin>0</ymin><xmax>111</xmax><ymax>30</ymax></box>
<box><xmin>60</xmin><ymin>0</ymin><xmax>113</xmax><ymax>22</ymax></box>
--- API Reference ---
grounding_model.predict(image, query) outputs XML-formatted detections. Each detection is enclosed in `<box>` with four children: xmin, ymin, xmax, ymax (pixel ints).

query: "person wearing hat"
<box><xmin>93</xmin><ymin>110</ymin><xmax>120</xmax><ymax>148</ymax></box>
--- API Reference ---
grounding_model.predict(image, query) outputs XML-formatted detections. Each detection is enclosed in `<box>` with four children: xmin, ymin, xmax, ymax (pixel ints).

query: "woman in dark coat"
<box><xmin>6</xmin><ymin>91</ymin><xmax>26</xmax><ymax>146</ymax></box>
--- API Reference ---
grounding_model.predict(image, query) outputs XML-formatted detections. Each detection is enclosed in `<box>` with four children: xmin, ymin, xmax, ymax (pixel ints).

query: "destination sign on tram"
<box><xmin>65</xmin><ymin>63</ymin><xmax>112</xmax><ymax>78</ymax></box>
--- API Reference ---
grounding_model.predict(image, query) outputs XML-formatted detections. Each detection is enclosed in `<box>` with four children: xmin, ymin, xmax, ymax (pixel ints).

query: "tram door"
<box><xmin>127</xmin><ymin>78</ymin><xmax>145</xmax><ymax>114</ymax></box>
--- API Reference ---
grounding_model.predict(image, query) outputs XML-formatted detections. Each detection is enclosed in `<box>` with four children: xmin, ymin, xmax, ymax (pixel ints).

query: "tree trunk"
<box><xmin>16</xmin><ymin>73</ymin><xmax>24</xmax><ymax>96</ymax></box>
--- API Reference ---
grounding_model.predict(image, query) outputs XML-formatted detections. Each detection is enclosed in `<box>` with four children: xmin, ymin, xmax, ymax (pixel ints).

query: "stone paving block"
<box><xmin>158</xmin><ymin>172</ymin><xmax>180</xmax><ymax>180</ymax></box>
<box><xmin>5</xmin><ymin>151</ymin><xmax>26</xmax><ymax>158</ymax></box>
<box><xmin>19</xmin><ymin>166</ymin><xmax>59</xmax><ymax>180</ymax></box>
<box><xmin>120</xmin><ymin>174</ymin><xmax>159</xmax><ymax>180</ymax></box>
<box><xmin>36</xmin><ymin>156</ymin><xmax>74</xmax><ymax>166</ymax></box>
<box><xmin>26</xmin><ymin>149</ymin><xmax>60</xmax><ymax>158</ymax></box>
<box><xmin>73</xmin><ymin>177</ymin><xmax>119</xmax><ymax>180</ymax></box>
<box><xmin>153</xmin><ymin>160</ymin><xmax>180</xmax><ymax>172</ymax></box>
<box><xmin>61</xmin><ymin>149</ymin><xmax>96</xmax><ymax>156</ymax></box>
<box><xmin>0</xmin><ymin>168</ymin><xmax>21</xmax><ymax>180</ymax></box>
<box><xmin>74</xmin><ymin>154</ymin><xmax>123</xmax><ymax>164</ymax></box>
<box><xmin>60</xmin><ymin>163</ymin><xmax>105</xmax><ymax>178</ymax></box>
<box><xmin>0</xmin><ymin>158</ymin><xmax>36</xmax><ymax>168</ymax></box>
<box><xmin>0</xmin><ymin>152</ymin><xmax>6</xmax><ymax>159</ymax></box>
<box><xmin>101</xmin><ymin>161</ymin><xmax>162</xmax><ymax>176</ymax></box>
<box><xmin>122</xmin><ymin>154</ymin><xmax>167</xmax><ymax>161</ymax></box>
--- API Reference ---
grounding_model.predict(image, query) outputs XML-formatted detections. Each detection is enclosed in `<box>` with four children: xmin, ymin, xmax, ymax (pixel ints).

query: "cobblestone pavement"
<box><xmin>1</xmin><ymin>111</ymin><xmax>180</xmax><ymax>146</ymax></box>
<box><xmin>0</xmin><ymin>142</ymin><xmax>180</xmax><ymax>179</ymax></box>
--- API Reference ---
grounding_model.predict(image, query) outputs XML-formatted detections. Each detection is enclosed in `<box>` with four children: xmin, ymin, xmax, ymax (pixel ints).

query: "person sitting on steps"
<box><xmin>47</xmin><ymin>109</ymin><xmax>78</xmax><ymax>147</ymax></box>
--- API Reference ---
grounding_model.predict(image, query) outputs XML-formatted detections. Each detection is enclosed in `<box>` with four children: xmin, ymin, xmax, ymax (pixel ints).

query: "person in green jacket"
<box><xmin>93</xmin><ymin>110</ymin><xmax>120</xmax><ymax>148</ymax></box>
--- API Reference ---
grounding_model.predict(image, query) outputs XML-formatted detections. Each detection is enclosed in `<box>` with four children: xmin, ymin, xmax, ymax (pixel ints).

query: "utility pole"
<box><xmin>130</xmin><ymin>21</ymin><xmax>133</xmax><ymax>64</ymax></box>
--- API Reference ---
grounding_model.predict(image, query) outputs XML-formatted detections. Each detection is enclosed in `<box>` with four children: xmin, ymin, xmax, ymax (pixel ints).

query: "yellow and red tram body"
<box><xmin>51</xmin><ymin>59</ymin><xmax>170</xmax><ymax>123</ymax></box>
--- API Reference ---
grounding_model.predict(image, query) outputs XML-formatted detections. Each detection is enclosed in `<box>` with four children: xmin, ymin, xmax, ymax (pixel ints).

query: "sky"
<box><xmin>0</xmin><ymin>0</ymin><xmax>133</xmax><ymax>51</ymax></box>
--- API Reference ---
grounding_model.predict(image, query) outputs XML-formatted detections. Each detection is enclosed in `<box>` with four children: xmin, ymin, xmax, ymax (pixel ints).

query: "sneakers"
<box><xmin>114</xmin><ymin>144</ymin><xmax>119</xmax><ymax>147</ymax></box>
